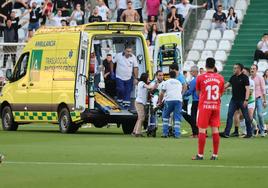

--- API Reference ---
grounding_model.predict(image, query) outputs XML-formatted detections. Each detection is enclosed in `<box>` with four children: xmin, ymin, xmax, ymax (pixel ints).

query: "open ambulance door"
<box><xmin>74</xmin><ymin>31</ymin><xmax>89</xmax><ymax>111</ymax></box>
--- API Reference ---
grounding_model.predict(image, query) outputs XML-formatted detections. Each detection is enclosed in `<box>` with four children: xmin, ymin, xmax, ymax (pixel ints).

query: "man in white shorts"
<box><xmin>240</xmin><ymin>67</ymin><xmax>258</xmax><ymax>136</ymax></box>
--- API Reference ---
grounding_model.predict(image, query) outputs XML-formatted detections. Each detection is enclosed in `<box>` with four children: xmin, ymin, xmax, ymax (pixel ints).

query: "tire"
<box><xmin>1</xmin><ymin>106</ymin><xmax>18</xmax><ymax>131</ymax></box>
<box><xmin>58</xmin><ymin>108</ymin><xmax>79</xmax><ymax>133</ymax></box>
<box><xmin>122</xmin><ymin>120</ymin><xmax>136</xmax><ymax>134</ymax></box>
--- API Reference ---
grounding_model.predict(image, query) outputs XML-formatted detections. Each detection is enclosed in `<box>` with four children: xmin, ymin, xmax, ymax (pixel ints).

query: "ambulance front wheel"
<box><xmin>1</xmin><ymin>106</ymin><xmax>18</xmax><ymax>131</ymax></box>
<box><xmin>58</xmin><ymin>108</ymin><xmax>79</xmax><ymax>133</ymax></box>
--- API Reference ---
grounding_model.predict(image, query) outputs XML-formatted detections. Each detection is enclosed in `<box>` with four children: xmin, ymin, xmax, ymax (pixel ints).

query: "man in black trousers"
<box><xmin>220</xmin><ymin>63</ymin><xmax>252</xmax><ymax>138</ymax></box>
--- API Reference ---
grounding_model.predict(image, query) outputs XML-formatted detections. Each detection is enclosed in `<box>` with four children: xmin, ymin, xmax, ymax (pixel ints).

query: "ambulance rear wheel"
<box><xmin>1</xmin><ymin>106</ymin><xmax>18</xmax><ymax>131</ymax></box>
<box><xmin>58</xmin><ymin>108</ymin><xmax>78</xmax><ymax>133</ymax></box>
<box><xmin>122</xmin><ymin>121</ymin><xmax>136</xmax><ymax>134</ymax></box>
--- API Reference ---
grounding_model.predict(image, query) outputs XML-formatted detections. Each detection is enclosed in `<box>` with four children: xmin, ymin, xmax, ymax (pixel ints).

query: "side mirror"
<box><xmin>5</xmin><ymin>69</ymin><xmax>12</xmax><ymax>81</ymax></box>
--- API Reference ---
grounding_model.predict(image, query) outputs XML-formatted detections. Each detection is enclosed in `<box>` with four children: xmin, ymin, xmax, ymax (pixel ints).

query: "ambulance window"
<box><xmin>12</xmin><ymin>52</ymin><xmax>29</xmax><ymax>82</ymax></box>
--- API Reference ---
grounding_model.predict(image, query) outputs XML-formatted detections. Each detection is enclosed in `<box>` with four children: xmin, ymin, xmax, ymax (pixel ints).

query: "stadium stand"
<box><xmin>222</xmin><ymin>0</ymin><xmax>268</xmax><ymax>79</ymax></box>
<box><xmin>188</xmin><ymin>0</ymin><xmax>252</xmax><ymax>75</ymax></box>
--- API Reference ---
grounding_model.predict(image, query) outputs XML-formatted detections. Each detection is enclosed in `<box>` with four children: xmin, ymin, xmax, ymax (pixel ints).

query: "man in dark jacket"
<box><xmin>1</xmin><ymin>19</ymin><xmax>26</xmax><ymax>68</ymax></box>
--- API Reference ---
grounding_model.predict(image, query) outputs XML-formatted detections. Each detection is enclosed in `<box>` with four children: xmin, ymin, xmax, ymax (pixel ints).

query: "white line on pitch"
<box><xmin>3</xmin><ymin>161</ymin><xmax>268</xmax><ymax>169</ymax></box>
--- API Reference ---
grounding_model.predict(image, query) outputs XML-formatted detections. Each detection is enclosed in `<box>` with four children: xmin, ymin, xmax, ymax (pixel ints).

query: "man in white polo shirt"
<box><xmin>175</xmin><ymin>0</ymin><xmax>207</xmax><ymax>21</ymax></box>
<box><xmin>111</xmin><ymin>46</ymin><xmax>139</xmax><ymax>108</ymax></box>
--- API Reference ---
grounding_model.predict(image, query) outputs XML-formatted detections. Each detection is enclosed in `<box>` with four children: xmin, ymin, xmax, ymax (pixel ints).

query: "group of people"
<box><xmin>220</xmin><ymin>63</ymin><xmax>268</xmax><ymax>138</ymax></box>
<box><xmin>132</xmin><ymin>57</ymin><xmax>226</xmax><ymax>160</ymax></box>
<box><xmin>130</xmin><ymin>54</ymin><xmax>267</xmax><ymax>160</ymax></box>
<box><xmin>211</xmin><ymin>4</ymin><xmax>238</xmax><ymax>33</ymax></box>
<box><xmin>0</xmin><ymin>0</ymin><xmax>239</xmax><ymax>68</ymax></box>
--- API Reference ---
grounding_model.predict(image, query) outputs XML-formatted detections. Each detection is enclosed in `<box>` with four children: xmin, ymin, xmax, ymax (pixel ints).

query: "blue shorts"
<box><xmin>28</xmin><ymin>22</ymin><xmax>40</xmax><ymax>31</ymax></box>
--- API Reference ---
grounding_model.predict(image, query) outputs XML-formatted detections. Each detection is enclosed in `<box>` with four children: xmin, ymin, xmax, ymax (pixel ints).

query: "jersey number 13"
<box><xmin>205</xmin><ymin>85</ymin><xmax>220</xmax><ymax>100</ymax></box>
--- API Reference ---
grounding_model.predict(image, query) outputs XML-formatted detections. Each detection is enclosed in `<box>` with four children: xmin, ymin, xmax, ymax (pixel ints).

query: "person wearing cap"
<box><xmin>254</xmin><ymin>33</ymin><xmax>268</xmax><ymax>63</ymax></box>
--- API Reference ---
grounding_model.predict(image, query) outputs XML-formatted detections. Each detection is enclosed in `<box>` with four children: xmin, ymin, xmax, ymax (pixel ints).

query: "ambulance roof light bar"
<box><xmin>35</xmin><ymin>22</ymin><xmax>144</xmax><ymax>34</ymax></box>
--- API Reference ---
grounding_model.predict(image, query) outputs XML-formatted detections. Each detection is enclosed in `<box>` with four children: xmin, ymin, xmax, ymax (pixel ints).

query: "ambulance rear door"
<box><xmin>74</xmin><ymin>31</ymin><xmax>89</xmax><ymax>111</ymax></box>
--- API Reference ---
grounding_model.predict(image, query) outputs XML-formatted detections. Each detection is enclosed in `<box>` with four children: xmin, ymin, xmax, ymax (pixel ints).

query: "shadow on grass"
<box><xmin>14</xmin><ymin>129</ymin><xmax>125</xmax><ymax>136</ymax></box>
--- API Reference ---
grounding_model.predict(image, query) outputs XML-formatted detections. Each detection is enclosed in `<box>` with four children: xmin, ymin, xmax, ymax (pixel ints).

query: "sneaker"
<box><xmin>210</xmin><ymin>155</ymin><xmax>218</xmax><ymax>160</ymax></box>
<box><xmin>261</xmin><ymin>132</ymin><xmax>266</xmax><ymax>137</ymax></box>
<box><xmin>0</xmin><ymin>154</ymin><xmax>4</xmax><ymax>163</ymax></box>
<box><xmin>135</xmin><ymin>134</ymin><xmax>144</xmax><ymax>137</ymax></box>
<box><xmin>219</xmin><ymin>132</ymin><xmax>230</xmax><ymax>138</ymax></box>
<box><xmin>192</xmin><ymin>155</ymin><xmax>204</xmax><ymax>160</ymax></box>
<box><xmin>161</xmin><ymin>135</ymin><xmax>168</xmax><ymax>138</ymax></box>
<box><xmin>241</xmin><ymin>134</ymin><xmax>252</xmax><ymax>138</ymax></box>
<box><xmin>230</xmin><ymin>132</ymin><xmax>239</xmax><ymax>137</ymax></box>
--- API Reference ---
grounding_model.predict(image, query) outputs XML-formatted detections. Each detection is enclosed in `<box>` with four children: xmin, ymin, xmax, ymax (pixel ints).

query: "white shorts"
<box><xmin>248</xmin><ymin>102</ymin><xmax>255</xmax><ymax>109</ymax></box>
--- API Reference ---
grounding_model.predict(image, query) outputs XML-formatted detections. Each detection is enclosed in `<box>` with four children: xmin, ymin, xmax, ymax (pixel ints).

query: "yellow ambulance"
<box><xmin>0</xmin><ymin>22</ymin><xmax>152</xmax><ymax>134</ymax></box>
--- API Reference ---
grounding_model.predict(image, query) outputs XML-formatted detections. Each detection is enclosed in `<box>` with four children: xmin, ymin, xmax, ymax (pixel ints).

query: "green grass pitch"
<box><xmin>0</xmin><ymin>123</ymin><xmax>268</xmax><ymax>188</ymax></box>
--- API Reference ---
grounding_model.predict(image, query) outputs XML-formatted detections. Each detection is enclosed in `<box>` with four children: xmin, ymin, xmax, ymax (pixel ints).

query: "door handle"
<box><xmin>29</xmin><ymin>83</ymin><xmax>34</xmax><ymax>86</ymax></box>
<box><xmin>22</xmin><ymin>83</ymin><xmax>26</xmax><ymax>87</ymax></box>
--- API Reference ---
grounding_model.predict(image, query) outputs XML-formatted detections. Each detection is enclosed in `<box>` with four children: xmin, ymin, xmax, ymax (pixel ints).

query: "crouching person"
<box><xmin>132</xmin><ymin>73</ymin><xmax>158</xmax><ymax>137</ymax></box>
<box><xmin>158</xmin><ymin>71</ymin><xmax>183</xmax><ymax>138</ymax></box>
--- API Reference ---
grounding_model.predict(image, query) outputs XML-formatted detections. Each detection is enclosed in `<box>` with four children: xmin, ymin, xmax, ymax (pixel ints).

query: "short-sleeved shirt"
<box><xmin>177</xmin><ymin>73</ymin><xmax>186</xmax><ymax>85</ymax></box>
<box><xmin>118</xmin><ymin>0</ymin><xmax>127</xmax><ymax>9</ymax></box>
<box><xmin>132</xmin><ymin>0</ymin><xmax>142</xmax><ymax>9</ymax></box>
<box><xmin>88</xmin><ymin>15</ymin><xmax>102</xmax><ymax>23</ymax></box>
<box><xmin>114</xmin><ymin>52</ymin><xmax>138</xmax><ymax>81</ymax></box>
<box><xmin>248</xmin><ymin>78</ymin><xmax>255</xmax><ymax>104</ymax></box>
<box><xmin>97</xmin><ymin>5</ymin><xmax>109</xmax><ymax>21</ymax></box>
<box><xmin>196</xmin><ymin>72</ymin><xmax>225</xmax><ymax>110</ymax></box>
<box><xmin>175</xmin><ymin>3</ymin><xmax>199</xmax><ymax>18</ymax></box>
<box><xmin>136</xmin><ymin>81</ymin><xmax>148</xmax><ymax>105</ymax></box>
<box><xmin>149</xmin><ymin>79</ymin><xmax>164</xmax><ymax>96</ymax></box>
<box><xmin>29</xmin><ymin>7</ymin><xmax>42</xmax><ymax>23</ymax></box>
<box><xmin>213</xmin><ymin>12</ymin><xmax>227</xmax><ymax>22</ymax></box>
<box><xmin>162</xmin><ymin>78</ymin><xmax>182</xmax><ymax>101</ymax></box>
<box><xmin>228</xmin><ymin>73</ymin><xmax>249</xmax><ymax>101</ymax></box>
<box><xmin>251</xmin><ymin>74</ymin><xmax>266</xmax><ymax>98</ymax></box>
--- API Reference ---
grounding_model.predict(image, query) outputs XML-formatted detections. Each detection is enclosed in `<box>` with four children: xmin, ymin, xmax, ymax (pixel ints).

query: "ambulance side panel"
<box><xmin>51</xmin><ymin>33</ymin><xmax>82</xmax><ymax>121</ymax></box>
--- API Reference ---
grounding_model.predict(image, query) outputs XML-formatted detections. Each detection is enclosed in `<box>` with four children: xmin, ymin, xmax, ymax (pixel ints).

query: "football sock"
<box><xmin>234</xmin><ymin>126</ymin><xmax>239</xmax><ymax>134</ymax></box>
<box><xmin>198</xmin><ymin>132</ymin><xmax>206</xmax><ymax>155</ymax></box>
<box><xmin>240</xmin><ymin>120</ymin><xmax>246</xmax><ymax>135</ymax></box>
<box><xmin>212</xmin><ymin>133</ymin><xmax>220</xmax><ymax>156</ymax></box>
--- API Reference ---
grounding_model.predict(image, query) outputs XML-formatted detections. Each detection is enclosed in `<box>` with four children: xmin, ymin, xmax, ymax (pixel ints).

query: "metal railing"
<box><xmin>182</xmin><ymin>0</ymin><xmax>207</xmax><ymax>61</ymax></box>
<box><xmin>0</xmin><ymin>42</ymin><xmax>26</xmax><ymax>70</ymax></box>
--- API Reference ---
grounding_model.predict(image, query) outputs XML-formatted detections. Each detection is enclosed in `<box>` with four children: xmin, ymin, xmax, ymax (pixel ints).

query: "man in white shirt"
<box><xmin>111</xmin><ymin>46</ymin><xmax>139</xmax><ymax>108</ymax></box>
<box><xmin>254</xmin><ymin>33</ymin><xmax>268</xmax><ymax>62</ymax></box>
<box><xmin>46</xmin><ymin>10</ymin><xmax>66</xmax><ymax>27</ymax></box>
<box><xmin>158</xmin><ymin>70</ymin><xmax>183</xmax><ymax>138</ymax></box>
<box><xmin>116</xmin><ymin>0</ymin><xmax>127</xmax><ymax>22</ymax></box>
<box><xmin>175</xmin><ymin>0</ymin><xmax>207</xmax><ymax>20</ymax></box>
<box><xmin>132</xmin><ymin>0</ymin><xmax>144</xmax><ymax>23</ymax></box>
<box><xmin>97</xmin><ymin>0</ymin><xmax>110</xmax><ymax>21</ymax></box>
